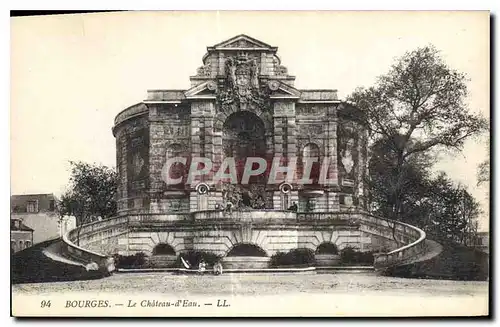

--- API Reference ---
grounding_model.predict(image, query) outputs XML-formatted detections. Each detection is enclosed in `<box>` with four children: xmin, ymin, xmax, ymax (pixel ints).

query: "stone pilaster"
<box><xmin>324</xmin><ymin>104</ymin><xmax>339</xmax><ymax>211</ymax></box>
<box><xmin>148</xmin><ymin>110</ymin><xmax>165</xmax><ymax>196</ymax></box>
<box><xmin>190</xmin><ymin>101</ymin><xmax>217</xmax><ymax>210</ymax></box>
<box><xmin>115</xmin><ymin>129</ymin><xmax>128</xmax><ymax>212</ymax></box>
<box><xmin>272</xmin><ymin>101</ymin><xmax>297</xmax><ymax>210</ymax></box>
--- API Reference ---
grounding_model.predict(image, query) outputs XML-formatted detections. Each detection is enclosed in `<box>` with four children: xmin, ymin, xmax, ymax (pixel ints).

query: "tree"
<box><xmin>58</xmin><ymin>161</ymin><xmax>117</xmax><ymax>244</ymax></box>
<box><xmin>368</xmin><ymin>134</ymin><xmax>433</xmax><ymax>242</ymax></box>
<box><xmin>422</xmin><ymin>173</ymin><xmax>481</xmax><ymax>246</ymax></box>
<box><xmin>368</xmin><ymin>135</ymin><xmax>432</xmax><ymax>218</ymax></box>
<box><xmin>477</xmin><ymin>141</ymin><xmax>490</xmax><ymax>186</ymax></box>
<box><xmin>350</xmin><ymin>45</ymin><xmax>487</xmax><ymax>222</ymax></box>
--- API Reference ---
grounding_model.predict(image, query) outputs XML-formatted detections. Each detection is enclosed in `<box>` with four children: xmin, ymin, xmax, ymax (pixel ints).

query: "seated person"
<box><xmin>288</xmin><ymin>202</ymin><xmax>298</xmax><ymax>212</ymax></box>
<box><xmin>213</xmin><ymin>261</ymin><xmax>223</xmax><ymax>275</ymax></box>
<box><xmin>198</xmin><ymin>260</ymin><xmax>206</xmax><ymax>273</ymax></box>
<box><xmin>225</xmin><ymin>202</ymin><xmax>233</xmax><ymax>213</ymax></box>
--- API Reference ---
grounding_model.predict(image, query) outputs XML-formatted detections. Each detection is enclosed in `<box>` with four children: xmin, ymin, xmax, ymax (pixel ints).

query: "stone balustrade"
<box><xmin>62</xmin><ymin>226</ymin><xmax>117</xmax><ymax>275</ymax></box>
<box><xmin>297</xmin><ymin>211</ymin><xmax>362</xmax><ymax>222</ymax></box>
<box><xmin>371</xmin><ymin>219</ymin><xmax>426</xmax><ymax>270</ymax></box>
<box><xmin>299</xmin><ymin>90</ymin><xmax>338</xmax><ymax>101</ymax></box>
<box><xmin>60</xmin><ymin>209</ymin><xmax>427</xmax><ymax>271</ymax></box>
<box><xmin>146</xmin><ymin>90</ymin><xmax>186</xmax><ymax>102</ymax></box>
<box><xmin>192</xmin><ymin>210</ymin><xmax>296</xmax><ymax>221</ymax></box>
<box><xmin>128</xmin><ymin>213</ymin><xmax>192</xmax><ymax>224</ymax></box>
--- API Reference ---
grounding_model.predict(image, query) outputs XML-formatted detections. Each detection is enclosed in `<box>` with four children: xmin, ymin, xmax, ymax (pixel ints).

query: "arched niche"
<box><xmin>315</xmin><ymin>242</ymin><xmax>339</xmax><ymax>255</ymax></box>
<box><xmin>226</xmin><ymin>243</ymin><xmax>268</xmax><ymax>257</ymax></box>
<box><xmin>152</xmin><ymin>243</ymin><xmax>176</xmax><ymax>256</ymax></box>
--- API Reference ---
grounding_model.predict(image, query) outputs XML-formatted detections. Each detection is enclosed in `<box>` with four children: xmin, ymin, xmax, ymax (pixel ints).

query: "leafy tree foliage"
<box><xmin>477</xmin><ymin>141</ymin><xmax>490</xmax><ymax>186</ymax></box>
<box><xmin>349</xmin><ymin>46</ymin><xmax>486</xmax><ymax>157</ymax></box>
<box><xmin>349</xmin><ymin>45</ymin><xmax>486</xmax><ymax>227</ymax></box>
<box><xmin>58</xmin><ymin>161</ymin><xmax>117</xmax><ymax>243</ymax></box>
<box><xmin>369</xmin><ymin>139</ymin><xmax>481</xmax><ymax>245</ymax></box>
<box><xmin>421</xmin><ymin>173</ymin><xmax>481</xmax><ymax>246</ymax></box>
<box><xmin>368</xmin><ymin>134</ymin><xmax>432</xmax><ymax>223</ymax></box>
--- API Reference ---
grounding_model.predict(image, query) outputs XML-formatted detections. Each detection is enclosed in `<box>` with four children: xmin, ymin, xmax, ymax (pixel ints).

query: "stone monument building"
<box><xmin>110</xmin><ymin>35</ymin><xmax>375</xmax><ymax>267</ymax></box>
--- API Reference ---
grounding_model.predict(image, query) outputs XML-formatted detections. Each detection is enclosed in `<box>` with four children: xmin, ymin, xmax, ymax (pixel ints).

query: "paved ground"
<box><xmin>13</xmin><ymin>271</ymin><xmax>488</xmax><ymax>297</ymax></box>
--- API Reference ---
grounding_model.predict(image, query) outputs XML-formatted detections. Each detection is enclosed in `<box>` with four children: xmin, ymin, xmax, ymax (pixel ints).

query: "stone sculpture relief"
<box><xmin>216</xmin><ymin>52</ymin><xmax>271</xmax><ymax>114</ymax></box>
<box><xmin>132</xmin><ymin>152</ymin><xmax>145</xmax><ymax>176</ymax></box>
<box><xmin>341</xmin><ymin>138</ymin><xmax>355</xmax><ymax>175</ymax></box>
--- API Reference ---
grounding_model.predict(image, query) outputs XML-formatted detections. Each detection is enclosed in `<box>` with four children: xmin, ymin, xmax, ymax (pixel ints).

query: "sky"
<box><xmin>10</xmin><ymin>11</ymin><xmax>490</xmax><ymax>230</ymax></box>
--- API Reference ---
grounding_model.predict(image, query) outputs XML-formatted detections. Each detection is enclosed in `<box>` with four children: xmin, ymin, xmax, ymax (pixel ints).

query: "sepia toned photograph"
<box><xmin>10</xmin><ymin>11</ymin><xmax>490</xmax><ymax>317</ymax></box>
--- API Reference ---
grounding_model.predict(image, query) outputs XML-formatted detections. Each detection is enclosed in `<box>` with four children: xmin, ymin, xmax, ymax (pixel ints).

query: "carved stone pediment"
<box><xmin>184</xmin><ymin>81</ymin><xmax>217</xmax><ymax>99</ymax></box>
<box><xmin>225</xmin><ymin>39</ymin><xmax>260</xmax><ymax>48</ymax></box>
<box><xmin>268</xmin><ymin>81</ymin><xmax>301</xmax><ymax>99</ymax></box>
<box><xmin>212</xmin><ymin>34</ymin><xmax>273</xmax><ymax>50</ymax></box>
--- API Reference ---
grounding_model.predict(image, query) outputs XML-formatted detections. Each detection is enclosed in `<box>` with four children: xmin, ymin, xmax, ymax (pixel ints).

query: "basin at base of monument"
<box><xmin>315</xmin><ymin>254</ymin><xmax>341</xmax><ymax>266</ymax></box>
<box><xmin>222</xmin><ymin>256</ymin><xmax>270</xmax><ymax>269</ymax></box>
<box><xmin>146</xmin><ymin>255</ymin><xmax>177</xmax><ymax>268</ymax></box>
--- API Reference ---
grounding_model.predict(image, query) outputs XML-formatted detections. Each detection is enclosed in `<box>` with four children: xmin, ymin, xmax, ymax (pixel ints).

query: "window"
<box><xmin>27</xmin><ymin>200</ymin><xmax>39</xmax><ymax>213</ymax></box>
<box><xmin>19</xmin><ymin>240</ymin><xmax>24</xmax><ymax>250</ymax></box>
<box><xmin>25</xmin><ymin>241</ymin><xmax>32</xmax><ymax>248</ymax></box>
<box><xmin>49</xmin><ymin>200</ymin><xmax>55</xmax><ymax>211</ymax></box>
<box><xmin>11</xmin><ymin>219</ymin><xmax>21</xmax><ymax>229</ymax></box>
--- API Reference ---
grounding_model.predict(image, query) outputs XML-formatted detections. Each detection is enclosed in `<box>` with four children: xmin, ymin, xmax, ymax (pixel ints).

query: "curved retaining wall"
<box><xmin>60</xmin><ymin>210</ymin><xmax>427</xmax><ymax>271</ymax></box>
<box><xmin>372</xmin><ymin>221</ymin><xmax>427</xmax><ymax>270</ymax></box>
<box><xmin>60</xmin><ymin>219</ymin><xmax>122</xmax><ymax>274</ymax></box>
<box><xmin>351</xmin><ymin>213</ymin><xmax>427</xmax><ymax>270</ymax></box>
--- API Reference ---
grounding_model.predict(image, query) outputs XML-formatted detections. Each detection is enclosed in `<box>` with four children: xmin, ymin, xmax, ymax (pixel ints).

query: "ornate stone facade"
<box><xmin>111</xmin><ymin>35</ymin><xmax>372</xmax><ymax>264</ymax></box>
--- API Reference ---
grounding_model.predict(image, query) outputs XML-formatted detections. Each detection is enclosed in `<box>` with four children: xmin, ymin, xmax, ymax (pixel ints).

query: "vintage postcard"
<box><xmin>10</xmin><ymin>11</ymin><xmax>490</xmax><ymax>317</ymax></box>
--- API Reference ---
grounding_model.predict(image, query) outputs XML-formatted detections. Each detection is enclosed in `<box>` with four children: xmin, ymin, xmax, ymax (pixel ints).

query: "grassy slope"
<box><xmin>385</xmin><ymin>240</ymin><xmax>489</xmax><ymax>281</ymax></box>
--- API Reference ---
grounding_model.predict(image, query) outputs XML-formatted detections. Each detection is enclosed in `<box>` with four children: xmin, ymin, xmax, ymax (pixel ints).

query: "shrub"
<box><xmin>340</xmin><ymin>247</ymin><xmax>374</xmax><ymax>266</ymax></box>
<box><xmin>270</xmin><ymin>251</ymin><xmax>287</xmax><ymax>267</ymax></box>
<box><xmin>176</xmin><ymin>250</ymin><xmax>222</xmax><ymax>268</ymax></box>
<box><xmin>386</xmin><ymin>242</ymin><xmax>489</xmax><ymax>281</ymax></box>
<box><xmin>113</xmin><ymin>252</ymin><xmax>147</xmax><ymax>269</ymax></box>
<box><xmin>270</xmin><ymin>248</ymin><xmax>315</xmax><ymax>267</ymax></box>
<box><xmin>227</xmin><ymin>244</ymin><xmax>267</xmax><ymax>256</ymax></box>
